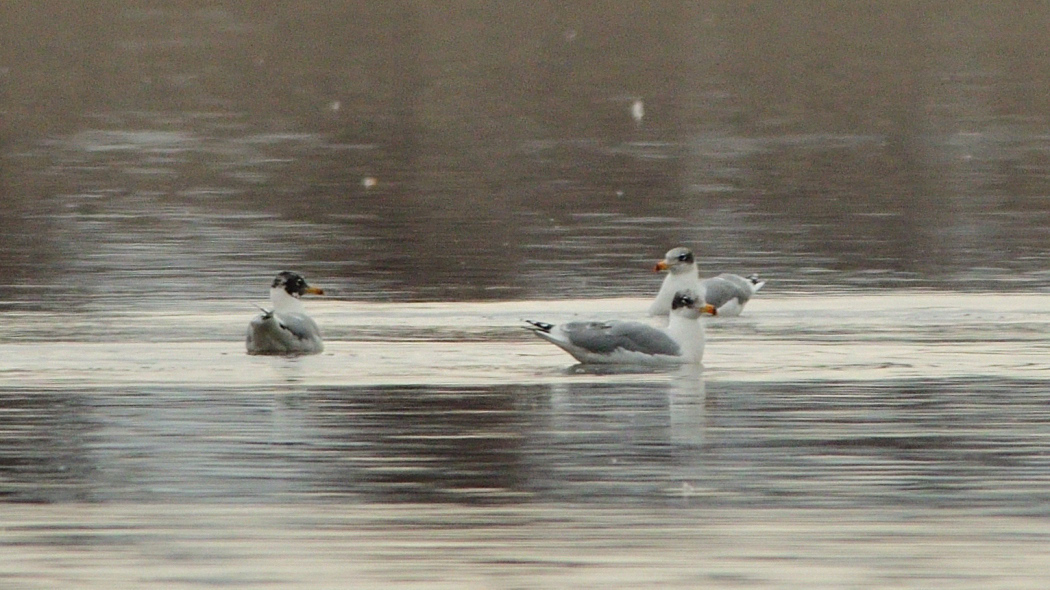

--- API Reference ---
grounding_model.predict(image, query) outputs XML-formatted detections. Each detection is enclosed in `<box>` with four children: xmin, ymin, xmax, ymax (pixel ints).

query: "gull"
<box><xmin>649</xmin><ymin>247</ymin><xmax>765</xmax><ymax>317</ymax></box>
<box><xmin>526</xmin><ymin>290</ymin><xmax>715</xmax><ymax>365</ymax></box>
<box><xmin>246</xmin><ymin>271</ymin><xmax>325</xmax><ymax>355</ymax></box>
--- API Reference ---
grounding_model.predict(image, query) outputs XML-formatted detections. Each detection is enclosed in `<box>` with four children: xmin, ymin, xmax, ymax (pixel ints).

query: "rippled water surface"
<box><xmin>4</xmin><ymin>294</ymin><xmax>1050</xmax><ymax>587</ymax></box>
<box><xmin>4</xmin><ymin>2</ymin><xmax>1050</xmax><ymax>588</ymax></box>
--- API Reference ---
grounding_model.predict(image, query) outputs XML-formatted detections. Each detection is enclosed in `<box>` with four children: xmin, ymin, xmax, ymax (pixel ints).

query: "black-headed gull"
<box><xmin>246</xmin><ymin>271</ymin><xmax>325</xmax><ymax>355</ymax></box>
<box><xmin>527</xmin><ymin>290</ymin><xmax>715</xmax><ymax>365</ymax></box>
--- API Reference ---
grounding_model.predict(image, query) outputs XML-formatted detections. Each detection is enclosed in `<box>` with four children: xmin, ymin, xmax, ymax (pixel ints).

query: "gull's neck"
<box><xmin>666</xmin><ymin>311</ymin><xmax>705</xmax><ymax>363</ymax></box>
<box><xmin>650</xmin><ymin>263</ymin><xmax>701</xmax><ymax>316</ymax></box>
<box><xmin>270</xmin><ymin>288</ymin><xmax>305</xmax><ymax>314</ymax></box>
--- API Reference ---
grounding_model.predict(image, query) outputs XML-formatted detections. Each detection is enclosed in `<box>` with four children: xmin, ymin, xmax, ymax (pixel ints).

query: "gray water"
<box><xmin>3</xmin><ymin>3</ymin><xmax>1050</xmax><ymax>588</ymax></box>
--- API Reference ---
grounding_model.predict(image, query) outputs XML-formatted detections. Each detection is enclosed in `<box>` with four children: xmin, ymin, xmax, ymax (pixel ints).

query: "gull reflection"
<box><xmin>669</xmin><ymin>365</ymin><xmax>706</xmax><ymax>448</ymax></box>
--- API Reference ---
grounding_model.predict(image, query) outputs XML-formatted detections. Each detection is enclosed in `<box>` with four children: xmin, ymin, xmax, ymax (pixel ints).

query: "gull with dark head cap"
<box><xmin>650</xmin><ymin>246</ymin><xmax>765</xmax><ymax>317</ymax></box>
<box><xmin>246</xmin><ymin>271</ymin><xmax>325</xmax><ymax>355</ymax></box>
<box><xmin>527</xmin><ymin>290</ymin><xmax>715</xmax><ymax>365</ymax></box>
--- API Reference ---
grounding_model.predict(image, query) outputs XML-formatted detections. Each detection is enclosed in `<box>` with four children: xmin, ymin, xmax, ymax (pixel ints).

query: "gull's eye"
<box><xmin>672</xmin><ymin>293</ymin><xmax>696</xmax><ymax>309</ymax></box>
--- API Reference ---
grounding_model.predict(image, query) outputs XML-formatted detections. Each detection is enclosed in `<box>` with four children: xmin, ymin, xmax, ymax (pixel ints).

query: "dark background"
<box><xmin>3</xmin><ymin>1</ymin><xmax>1050</xmax><ymax>307</ymax></box>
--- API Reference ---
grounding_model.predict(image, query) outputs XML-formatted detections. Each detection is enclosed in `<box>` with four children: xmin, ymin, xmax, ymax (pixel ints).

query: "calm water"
<box><xmin>3</xmin><ymin>3</ymin><xmax>1050</xmax><ymax>588</ymax></box>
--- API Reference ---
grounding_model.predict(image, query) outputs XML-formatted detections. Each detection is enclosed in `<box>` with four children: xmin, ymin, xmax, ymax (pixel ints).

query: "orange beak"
<box><xmin>701</xmin><ymin>304</ymin><xmax>717</xmax><ymax>316</ymax></box>
<box><xmin>654</xmin><ymin>260</ymin><xmax>668</xmax><ymax>272</ymax></box>
<box><xmin>304</xmin><ymin>286</ymin><xmax>325</xmax><ymax>296</ymax></box>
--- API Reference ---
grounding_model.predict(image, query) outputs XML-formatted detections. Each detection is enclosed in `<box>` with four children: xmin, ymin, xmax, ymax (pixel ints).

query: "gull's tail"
<box><xmin>253</xmin><ymin>304</ymin><xmax>275</xmax><ymax>319</ymax></box>
<box><xmin>747</xmin><ymin>274</ymin><xmax>766</xmax><ymax>293</ymax></box>
<box><xmin>524</xmin><ymin>320</ymin><xmax>554</xmax><ymax>334</ymax></box>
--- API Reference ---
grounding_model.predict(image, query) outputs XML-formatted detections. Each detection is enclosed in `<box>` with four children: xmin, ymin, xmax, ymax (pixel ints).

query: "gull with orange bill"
<box><xmin>649</xmin><ymin>247</ymin><xmax>765</xmax><ymax>317</ymax></box>
<box><xmin>246</xmin><ymin>271</ymin><xmax>326</xmax><ymax>355</ymax></box>
<box><xmin>527</xmin><ymin>290</ymin><xmax>716</xmax><ymax>365</ymax></box>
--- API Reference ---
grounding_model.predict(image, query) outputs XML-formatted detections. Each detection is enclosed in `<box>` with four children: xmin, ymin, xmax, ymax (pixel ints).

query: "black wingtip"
<box><xmin>524</xmin><ymin>320</ymin><xmax>554</xmax><ymax>333</ymax></box>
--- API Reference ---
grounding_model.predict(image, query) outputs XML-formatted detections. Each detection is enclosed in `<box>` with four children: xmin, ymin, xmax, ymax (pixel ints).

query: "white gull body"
<box><xmin>246</xmin><ymin>271</ymin><xmax>325</xmax><ymax>355</ymax></box>
<box><xmin>649</xmin><ymin>247</ymin><xmax>765</xmax><ymax>317</ymax></box>
<box><xmin>528</xmin><ymin>290</ymin><xmax>714</xmax><ymax>365</ymax></box>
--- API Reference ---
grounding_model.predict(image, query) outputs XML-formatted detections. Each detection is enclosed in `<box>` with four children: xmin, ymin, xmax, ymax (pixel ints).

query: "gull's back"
<box><xmin>563</xmin><ymin>321</ymin><xmax>680</xmax><ymax>356</ymax></box>
<box><xmin>246</xmin><ymin>311</ymin><xmax>324</xmax><ymax>355</ymax></box>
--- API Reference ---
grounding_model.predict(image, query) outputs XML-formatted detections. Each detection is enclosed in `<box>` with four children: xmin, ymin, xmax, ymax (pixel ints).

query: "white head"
<box><xmin>655</xmin><ymin>247</ymin><xmax>697</xmax><ymax>275</ymax></box>
<box><xmin>268</xmin><ymin>270</ymin><xmax>324</xmax><ymax>313</ymax></box>
<box><xmin>649</xmin><ymin>247</ymin><xmax>703</xmax><ymax>318</ymax></box>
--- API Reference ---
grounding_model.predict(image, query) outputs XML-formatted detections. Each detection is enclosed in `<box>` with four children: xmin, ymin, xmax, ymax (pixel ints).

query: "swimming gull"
<box><xmin>246</xmin><ymin>271</ymin><xmax>325</xmax><ymax>355</ymax></box>
<box><xmin>649</xmin><ymin>246</ymin><xmax>765</xmax><ymax>317</ymax></box>
<box><xmin>527</xmin><ymin>290</ymin><xmax>715</xmax><ymax>365</ymax></box>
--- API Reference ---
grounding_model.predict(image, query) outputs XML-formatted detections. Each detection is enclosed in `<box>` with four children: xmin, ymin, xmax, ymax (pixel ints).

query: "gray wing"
<box><xmin>562</xmin><ymin>321</ymin><xmax>681</xmax><ymax>356</ymax></box>
<box><xmin>700</xmin><ymin>275</ymin><xmax>751</xmax><ymax>308</ymax></box>
<box><xmin>247</xmin><ymin>311</ymin><xmax>323</xmax><ymax>354</ymax></box>
<box><xmin>273</xmin><ymin>312</ymin><xmax>322</xmax><ymax>342</ymax></box>
<box><xmin>716</xmin><ymin>273</ymin><xmax>754</xmax><ymax>291</ymax></box>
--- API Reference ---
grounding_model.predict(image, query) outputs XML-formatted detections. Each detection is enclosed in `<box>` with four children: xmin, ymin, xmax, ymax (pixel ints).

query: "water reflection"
<box><xmin>0</xmin><ymin>393</ymin><xmax>95</xmax><ymax>502</ymax></box>
<box><xmin>9</xmin><ymin>372</ymin><xmax>1048</xmax><ymax>511</ymax></box>
<box><xmin>0</xmin><ymin>374</ymin><xmax>704</xmax><ymax>505</ymax></box>
<box><xmin>702</xmin><ymin>378</ymin><xmax>1050</xmax><ymax>511</ymax></box>
<box><xmin>303</xmin><ymin>385</ymin><xmax>534</xmax><ymax>503</ymax></box>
